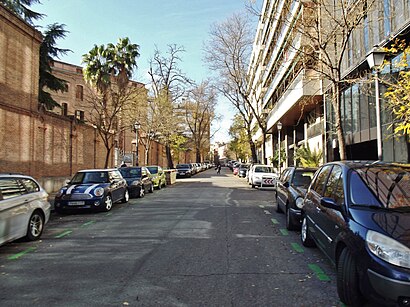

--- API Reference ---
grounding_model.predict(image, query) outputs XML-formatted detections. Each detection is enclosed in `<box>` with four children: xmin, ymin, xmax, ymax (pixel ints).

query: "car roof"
<box><xmin>77</xmin><ymin>169</ymin><xmax>117</xmax><ymax>172</ymax></box>
<box><xmin>0</xmin><ymin>173</ymin><xmax>34</xmax><ymax>178</ymax></box>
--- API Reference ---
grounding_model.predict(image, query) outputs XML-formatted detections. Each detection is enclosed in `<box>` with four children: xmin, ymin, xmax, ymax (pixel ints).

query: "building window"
<box><xmin>76</xmin><ymin>85</ymin><xmax>83</xmax><ymax>101</ymax></box>
<box><xmin>352</xmin><ymin>85</ymin><xmax>360</xmax><ymax>133</ymax></box>
<box><xmin>61</xmin><ymin>103</ymin><xmax>68</xmax><ymax>116</ymax></box>
<box><xmin>384</xmin><ymin>0</ymin><xmax>392</xmax><ymax>37</ymax></box>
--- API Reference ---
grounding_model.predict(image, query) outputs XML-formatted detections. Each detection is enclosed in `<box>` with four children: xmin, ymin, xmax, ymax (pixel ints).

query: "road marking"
<box><xmin>271</xmin><ymin>218</ymin><xmax>279</xmax><ymax>225</ymax></box>
<box><xmin>279</xmin><ymin>229</ymin><xmax>289</xmax><ymax>236</ymax></box>
<box><xmin>263</xmin><ymin>210</ymin><xmax>271</xmax><ymax>215</ymax></box>
<box><xmin>55</xmin><ymin>230</ymin><xmax>72</xmax><ymax>238</ymax></box>
<box><xmin>259</xmin><ymin>205</ymin><xmax>265</xmax><ymax>208</ymax></box>
<box><xmin>81</xmin><ymin>220</ymin><xmax>95</xmax><ymax>228</ymax></box>
<box><xmin>308</xmin><ymin>264</ymin><xmax>331</xmax><ymax>281</ymax></box>
<box><xmin>7</xmin><ymin>247</ymin><xmax>36</xmax><ymax>260</ymax></box>
<box><xmin>291</xmin><ymin>242</ymin><xmax>304</xmax><ymax>253</ymax></box>
<box><xmin>105</xmin><ymin>212</ymin><xmax>112</xmax><ymax>216</ymax></box>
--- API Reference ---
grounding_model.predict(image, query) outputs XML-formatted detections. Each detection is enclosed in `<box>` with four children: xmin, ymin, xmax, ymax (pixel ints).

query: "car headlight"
<box><xmin>55</xmin><ymin>188</ymin><xmax>65</xmax><ymax>198</ymax></box>
<box><xmin>131</xmin><ymin>180</ymin><xmax>141</xmax><ymax>186</ymax></box>
<box><xmin>366</xmin><ymin>230</ymin><xmax>410</xmax><ymax>269</ymax></box>
<box><xmin>94</xmin><ymin>187</ymin><xmax>105</xmax><ymax>197</ymax></box>
<box><xmin>295</xmin><ymin>197</ymin><xmax>304</xmax><ymax>209</ymax></box>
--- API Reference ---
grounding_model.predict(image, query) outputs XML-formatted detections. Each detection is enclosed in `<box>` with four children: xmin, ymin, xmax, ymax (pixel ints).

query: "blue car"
<box><xmin>301</xmin><ymin>161</ymin><xmax>410</xmax><ymax>306</ymax></box>
<box><xmin>54</xmin><ymin>169</ymin><xmax>129</xmax><ymax>213</ymax></box>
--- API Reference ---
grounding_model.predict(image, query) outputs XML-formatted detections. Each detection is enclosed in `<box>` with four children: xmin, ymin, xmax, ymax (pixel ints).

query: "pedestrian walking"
<box><xmin>217</xmin><ymin>164</ymin><xmax>221</xmax><ymax>174</ymax></box>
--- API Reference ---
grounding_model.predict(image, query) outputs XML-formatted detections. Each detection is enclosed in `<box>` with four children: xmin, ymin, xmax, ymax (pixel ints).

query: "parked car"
<box><xmin>233</xmin><ymin>163</ymin><xmax>240</xmax><ymax>176</ymax></box>
<box><xmin>176</xmin><ymin>164</ymin><xmax>193</xmax><ymax>178</ymax></box>
<box><xmin>54</xmin><ymin>169</ymin><xmax>128</xmax><ymax>213</ymax></box>
<box><xmin>118</xmin><ymin>166</ymin><xmax>154</xmax><ymax>198</ymax></box>
<box><xmin>146</xmin><ymin>166</ymin><xmax>166</xmax><ymax>190</ymax></box>
<box><xmin>0</xmin><ymin>173</ymin><xmax>51</xmax><ymax>246</ymax></box>
<box><xmin>248</xmin><ymin>164</ymin><xmax>278</xmax><ymax>188</ymax></box>
<box><xmin>276</xmin><ymin>167</ymin><xmax>317</xmax><ymax>230</ymax></box>
<box><xmin>238</xmin><ymin>164</ymin><xmax>250</xmax><ymax>178</ymax></box>
<box><xmin>301</xmin><ymin>161</ymin><xmax>410</xmax><ymax>306</ymax></box>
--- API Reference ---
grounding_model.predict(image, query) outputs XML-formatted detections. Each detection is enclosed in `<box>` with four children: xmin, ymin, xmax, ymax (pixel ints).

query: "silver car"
<box><xmin>0</xmin><ymin>174</ymin><xmax>51</xmax><ymax>246</ymax></box>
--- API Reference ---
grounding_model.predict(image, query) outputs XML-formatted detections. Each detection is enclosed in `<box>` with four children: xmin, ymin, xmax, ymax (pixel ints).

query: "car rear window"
<box><xmin>350</xmin><ymin>166</ymin><xmax>410</xmax><ymax>209</ymax></box>
<box><xmin>0</xmin><ymin>178</ymin><xmax>26</xmax><ymax>199</ymax></box>
<box><xmin>255</xmin><ymin>166</ymin><xmax>273</xmax><ymax>173</ymax></box>
<box><xmin>177</xmin><ymin>164</ymin><xmax>190</xmax><ymax>169</ymax></box>
<box><xmin>119</xmin><ymin>168</ymin><xmax>141</xmax><ymax>178</ymax></box>
<box><xmin>293</xmin><ymin>171</ymin><xmax>315</xmax><ymax>187</ymax></box>
<box><xmin>147</xmin><ymin>167</ymin><xmax>158</xmax><ymax>174</ymax></box>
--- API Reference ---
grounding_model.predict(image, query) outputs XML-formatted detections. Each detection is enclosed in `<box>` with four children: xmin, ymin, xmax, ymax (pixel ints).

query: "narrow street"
<box><xmin>0</xmin><ymin>168</ymin><xmax>340</xmax><ymax>306</ymax></box>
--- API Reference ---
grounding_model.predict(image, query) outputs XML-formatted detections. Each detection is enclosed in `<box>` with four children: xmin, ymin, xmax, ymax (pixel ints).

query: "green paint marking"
<box><xmin>105</xmin><ymin>212</ymin><xmax>112</xmax><ymax>216</ymax></box>
<box><xmin>81</xmin><ymin>220</ymin><xmax>95</xmax><ymax>228</ymax></box>
<box><xmin>8</xmin><ymin>247</ymin><xmax>36</xmax><ymax>260</ymax></box>
<box><xmin>259</xmin><ymin>205</ymin><xmax>265</xmax><ymax>209</ymax></box>
<box><xmin>55</xmin><ymin>230</ymin><xmax>72</xmax><ymax>238</ymax></box>
<box><xmin>308</xmin><ymin>264</ymin><xmax>331</xmax><ymax>281</ymax></box>
<box><xmin>291</xmin><ymin>242</ymin><xmax>304</xmax><ymax>253</ymax></box>
<box><xmin>271</xmin><ymin>218</ymin><xmax>279</xmax><ymax>225</ymax></box>
<box><xmin>279</xmin><ymin>229</ymin><xmax>289</xmax><ymax>236</ymax></box>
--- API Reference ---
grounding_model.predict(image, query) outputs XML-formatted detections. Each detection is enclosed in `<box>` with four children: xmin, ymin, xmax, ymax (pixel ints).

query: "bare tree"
<box><xmin>204</xmin><ymin>13</ymin><xmax>262</xmax><ymax>163</ymax></box>
<box><xmin>148</xmin><ymin>44</ymin><xmax>193</xmax><ymax>168</ymax></box>
<box><xmin>293</xmin><ymin>0</ymin><xmax>377</xmax><ymax>160</ymax></box>
<box><xmin>183</xmin><ymin>81</ymin><xmax>217</xmax><ymax>162</ymax></box>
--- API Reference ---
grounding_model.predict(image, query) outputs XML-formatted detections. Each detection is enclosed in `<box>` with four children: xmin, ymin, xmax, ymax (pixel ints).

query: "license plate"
<box><xmin>180</xmin><ymin>172</ymin><xmax>185</xmax><ymax>175</ymax></box>
<box><xmin>68</xmin><ymin>201</ymin><xmax>85</xmax><ymax>206</ymax></box>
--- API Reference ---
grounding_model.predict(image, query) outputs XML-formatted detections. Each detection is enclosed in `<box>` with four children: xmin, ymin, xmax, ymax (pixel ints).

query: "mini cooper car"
<box><xmin>146</xmin><ymin>165</ymin><xmax>166</xmax><ymax>189</ymax></box>
<box><xmin>301</xmin><ymin>161</ymin><xmax>410</xmax><ymax>306</ymax></box>
<box><xmin>54</xmin><ymin>169</ymin><xmax>129</xmax><ymax>213</ymax></box>
<box><xmin>0</xmin><ymin>173</ymin><xmax>51</xmax><ymax>245</ymax></box>
<box><xmin>118</xmin><ymin>166</ymin><xmax>154</xmax><ymax>198</ymax></box>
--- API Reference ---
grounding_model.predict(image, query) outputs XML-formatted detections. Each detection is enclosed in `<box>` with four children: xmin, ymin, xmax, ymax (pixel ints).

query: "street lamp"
<box><xmin>366</xmin><ymin>46</ymin><xmax>386</xmax><ymax>161</ymax></box>
<box><xmin>277</xmin><ymin>121</ymin><xmax>282</xmax><ymax>174</ymax></box>
<box><xmin>134</xmin><ymin>121</ymin><xmax>141</xmax><ymax>166</ymax></box>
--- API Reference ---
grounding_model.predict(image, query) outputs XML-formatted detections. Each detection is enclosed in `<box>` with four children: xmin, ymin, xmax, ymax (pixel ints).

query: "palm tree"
<box><xmin>38</xmin><ymin>23</ymin><xmax>70</xmax><ymax>110</ymax></box>
<box><xmin>82</xmin><ymin>38</ymin><xmax>140</xmax><ymax>168</ymax></box>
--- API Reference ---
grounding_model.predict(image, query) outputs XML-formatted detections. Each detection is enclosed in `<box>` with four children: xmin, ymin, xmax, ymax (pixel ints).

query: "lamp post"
<box><xmin>134</xmin><ymin>121</ymin><xmax>141</xmax><ymax>166</ymax></box>
<box><xmin>277</xmin><ymin>121</ymin><xmax>282</xmax><ymax>174</ymax></box>
<box><xmin>366</xmin><ymin>46</ymin><xmax>386</xmax><ymax>161</ymax></box>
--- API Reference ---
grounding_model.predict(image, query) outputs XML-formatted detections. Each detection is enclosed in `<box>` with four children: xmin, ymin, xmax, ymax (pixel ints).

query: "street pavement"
<box><xmin>0</xmin><ymin>167</ymin><xmax>342</xmax><ymax>306</ymax></box>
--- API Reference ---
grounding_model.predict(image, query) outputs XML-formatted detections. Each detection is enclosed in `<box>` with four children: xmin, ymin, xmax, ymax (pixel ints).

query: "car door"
<box><xmin>318</xmin><ymin>165</ymin><xmax>345</xmax><ymax>258</ymax></box>
<box><xmin>0</xmin><ymin>177</ymin><xmax>27</xmax><ymax>244</ymax></box>
<box><xmin>277</xmin><ymin>169</ymin><xmax>291</xmax><ymax>210</ymax></box>
<box><xmin>303</xmin><ymin>165</ymin><xmax>333</xmax><ymax>250</ymax></box>
<box><xmin>109</xmin><ymin>171</ymin><xmax>124</xmax><ymax>202</ymax></box>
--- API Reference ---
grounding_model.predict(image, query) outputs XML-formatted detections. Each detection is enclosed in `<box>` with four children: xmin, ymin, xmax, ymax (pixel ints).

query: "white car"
<box><xmin>0</xmin><ymin>174</ymin><xmax>51</xmax><ymax>246</ymax></box>
<box><xmin>248</xmin><ymin>164</ymin><xmax>278</xmax><ymax>188</ymax></box>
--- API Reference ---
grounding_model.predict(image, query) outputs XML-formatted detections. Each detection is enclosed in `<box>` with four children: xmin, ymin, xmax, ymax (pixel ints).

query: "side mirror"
<box><xmin>283</xmin><ymin>182</ymin><xmax>290</xmax><ymax>188</ymax></box>
<box><xmin>320</xmin><ymin>197</ymin><xmax>340</xmax><ymax>211</ymax></box>
<box><xmin>65</xmin><ymin>179</ymin><xmax>71</xmax><ymax>185</ymax></box>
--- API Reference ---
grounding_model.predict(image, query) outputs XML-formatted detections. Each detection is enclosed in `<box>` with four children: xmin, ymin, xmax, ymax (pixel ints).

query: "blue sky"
<box><xmin>32</xmin><ymin>0</ymin><xmax>260</xmax><ymax>143</ymax></box>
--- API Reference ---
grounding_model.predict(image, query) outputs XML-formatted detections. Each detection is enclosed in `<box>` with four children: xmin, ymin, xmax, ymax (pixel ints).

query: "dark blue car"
<box><xmin>301</xmin><ymin>161</ymin><xmax>410</xmax><ymax>306</ymax></box>
<box><xmin>54</xmin><ymin>169</ymin><xmax>129</xmax><ymax>213</ymax></box>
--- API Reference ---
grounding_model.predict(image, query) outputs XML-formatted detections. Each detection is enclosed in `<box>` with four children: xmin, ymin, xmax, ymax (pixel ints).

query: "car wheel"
<box><xmin>149</xmin><ymin>184</ymin><xmax>154</xmax><ymax>193</ymax></box>
<box><xmin>337</xmin><ymin>248</ymin><xmax>363</xmax><ymax>306</ymax></box>
<box><xmin>25</xmin><ymin>211</ymin><xmax>45</xmax><ymax>241</ymax></box>
<box><xmin>157</xmin><ymin>182</ymin><xmax>162</xmax><ymax>190</ymax></box>
<box><xmin>301</xmin><ymin>216</ymin><xmax>315</xmax><ymax>247</ymax></box>
<box><xmin>286</xmin><ymin>206</ymin><xmax>297</xmax><ymax>231</ymax></box>
<box><xmin>103</xmin><ymin>195</ymin><xmax>113</xmax><ymax>211</ymax></box>
<box><xmin>276</xmin><ymin>196</ymin><xmax>282</xmax><ymax>213</ymax></box>
<box><xmin>138</xmin><ymin>187</ymin><xmax>145</xmax><ymax>198</ymax></box>
<box><xmin>121</xmin><ymin>189</ymin><xmax>129</xmax><ymax>203</ymax></box>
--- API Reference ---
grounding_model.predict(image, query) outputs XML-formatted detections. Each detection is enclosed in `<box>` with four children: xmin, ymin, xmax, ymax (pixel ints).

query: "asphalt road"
<box><xmin>0</xmin><ymin>167</ymin><xmax>341</xmax><ymax>306</ymax></box>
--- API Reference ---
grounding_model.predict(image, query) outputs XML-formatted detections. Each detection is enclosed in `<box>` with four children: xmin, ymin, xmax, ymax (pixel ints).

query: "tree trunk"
<box><xmin>104</xmin><ymin>147</ymin><xmax>111</xmax><ymax>168</ymax></box>
<box><xmin>247</xmin><ymin>129</ymin><xmax>258</xmax><ymax>162</ymax></box>
<box><xmin>262</xmin><ymin>131</ymin><xmax>267</xmax><ymax>165</ymax></box>
<box><xmin>166</xmin><ymin>144</ymin><xmax>174</xmax><ymax>168</ymax></box>
<box><xmin>333</xmin><ymin>82</ymin><xmax>347</xmax><ymax>160</ymax></box>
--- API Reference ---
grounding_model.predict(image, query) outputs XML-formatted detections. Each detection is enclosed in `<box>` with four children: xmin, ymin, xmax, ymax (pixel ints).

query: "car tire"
<box><xmin>301</xmin><ymin>216</ymin><xmax>315</xmax><ymax>247</ymax></box>
<box><xmin>25</xmin><ymin>211</ymin><xmax>44</xmax><ymax>241</ymax></box>
<box><xmin>276</xmin><ymin>196</ymin><xmax>282</xmax><ymax>213</ymax></box>
<box><xmin>121</xmin><ymin>189</ymin><xmax>129</xmax><ymax>203</ymax></box>
<box><xmin>337</xmin><ymin>248</ymin><xmax>363</xmax><ymax>306</ymax></box>
<box><xmin>149</xmin><ymin>184</ymin><xmax>154</xmax><ymax>193</ymax></box>
<box><xmin>138</xmin><ymin>187</ymin><xmax>145</xmax><ymax>198</ymax></box>
<box><xmin>286</xmin><ymin>206</ymin><xmax>297</xmax><ymax>231</ymax></box>
<box><xmin>103</xmin><ymin>195</ymin><xmax>113</xmax><ymax>212</ymax></box>
<box><xmin>157</xmin><ymin>182</ymin><xmax>162</xmax><ymax>190</ymax></box>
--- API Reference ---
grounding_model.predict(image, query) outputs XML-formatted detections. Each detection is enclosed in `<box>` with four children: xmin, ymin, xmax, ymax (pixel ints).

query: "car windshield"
<box><xmin>147</xmin><ymin>167</ymin><xmax>158</xmax><ymax>174</ymax></box>
<box><xmin>350</xmin><ymin>165</ymin><xmax>410</xmax><ymax>209</ymax></box>
<box><xmin>293</xmin><ymin>171</ymin><xmax>315</xmax><ymax>187</ymax></box>
<box><xmin>71</xmin><ymin>171</ymin><xmax>108</xmax><ymax>184</ymax></box>
<box><xmin>254</xmin><ymin>166</ymin><xmax>274</xmax><ymax>173</ymax></box>
<box><xmin>177</xmin><ymin>164</ymin><xmax>190</xmax><ymax>169</ymax></box>
<box><xmin>119</xmin><ymin>168</ymin><xmax>141</xmax><ymax>178</ymax></box>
